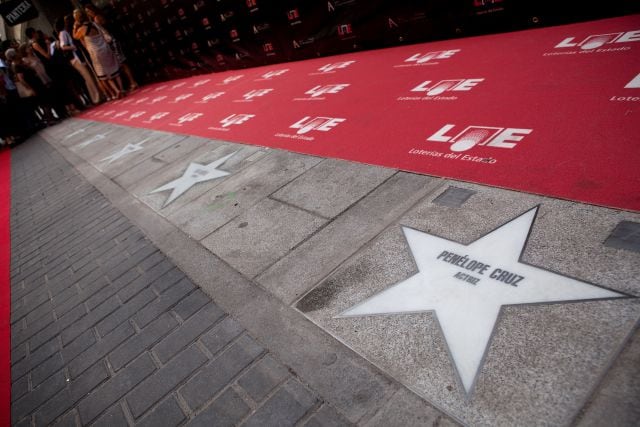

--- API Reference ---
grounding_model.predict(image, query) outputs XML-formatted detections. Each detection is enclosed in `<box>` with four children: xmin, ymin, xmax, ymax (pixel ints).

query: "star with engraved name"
<box><xmin>149</xmin><ymin>151</ymin><xmax>237</xmax><ymax>207</ymax></box>
<box><xmin>339</xmin><ymin>207</ymin><xmax>627</xmax><ymax>395</ymax></box>
<box><xmin>100</xmin><ymin>138</ymin><xmax>149</xmax><ymax>164</ymax></box>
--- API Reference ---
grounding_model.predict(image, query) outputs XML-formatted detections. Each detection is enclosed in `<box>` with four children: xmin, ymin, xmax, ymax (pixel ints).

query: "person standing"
<box><xmin>57</xmin><ymin>16</ymin><xmax>101</xmax><ymax>104</ymax></box>
<box><xmin>84</xmin><ymin>3</ymin><xmax>138</xmax><ymax>91</ymax></box>
<box><xmin>72</xmin><ymin>9</ymin><xmax>123</xmax><ymax>99</ymax></box>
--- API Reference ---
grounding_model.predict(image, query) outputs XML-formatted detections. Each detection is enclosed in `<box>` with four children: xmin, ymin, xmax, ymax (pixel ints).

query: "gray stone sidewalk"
<box><xmin>9</xmin><ymin>138</ymin><xmax>354</xmax><ymax>426</ymax></box>
<box><xmin>15</xmin><ymin>117</ymin><xmax>640</xmax><ymax>426</ymax></box>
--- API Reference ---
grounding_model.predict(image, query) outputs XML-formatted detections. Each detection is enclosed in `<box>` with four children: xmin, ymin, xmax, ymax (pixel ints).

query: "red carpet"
<box><xmin>0</xmin><ymin>148</ymin><xmax>10</xmax><ymax>427</ymax></box>
<box><xmin>83</xmin><ymin>15</ymin><xmax>640</xmax><ymax>212</ymax></box>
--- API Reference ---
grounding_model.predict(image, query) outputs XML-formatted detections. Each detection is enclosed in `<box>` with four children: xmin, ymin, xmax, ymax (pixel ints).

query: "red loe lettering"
<box><xmin>338</xmin><ymin>24</ymin><xmax>352</xmax><ymax>36</ymax></box>
<box><xmin>427</xmin><ymin>125</ymin><xmax>532</xmax><ymax>152</ymax></box>
<box><xmin>290</xmin><ymin>116</ymin><xmax>346</xmax><ymax>134</ymax></box>
<box><xmin>625</xmin><ymin>73</ymin><xmax>640</xmax><ymax>89</ymax></box>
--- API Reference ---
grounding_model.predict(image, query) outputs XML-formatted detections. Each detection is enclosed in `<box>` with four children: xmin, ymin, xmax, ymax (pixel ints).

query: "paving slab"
<box><xmin>271</xmin><ymin>158</ymin><xmax>397</xmax><ymax>219</ymax></box>
<box><xmin>201</xmin><ymin>198</ymin><xmax>328</xmax><ymax>278</ymax></box>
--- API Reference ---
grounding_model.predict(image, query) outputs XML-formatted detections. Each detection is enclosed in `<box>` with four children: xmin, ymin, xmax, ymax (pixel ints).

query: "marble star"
<box><xmin>76</xmin><ymin>134</ymin><xmax>106</xmax><ymax>148</ymax></box>
<box><xmin>149</xmin><ymin>151</ymin><xmax>237</xmax><ymax>207</ymax></box>
<box><xmin>63</xmin><ymin>128</ymin><xmax>85</xmax><ymax>140</ymax></box>
<box><xmin>100</xmin><ymin>138</ymin><xmax>149</xmax><ymax>164</ymax></box>
<box><xmin>339</xmin><ymin>207</ymin><xmax>627</xmax><ymax>395</ymax></box>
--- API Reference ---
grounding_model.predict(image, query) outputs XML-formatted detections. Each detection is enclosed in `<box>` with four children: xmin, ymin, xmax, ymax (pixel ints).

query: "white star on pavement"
<box><xmin>100</xmin><ymin>138</ymin><xmax>150</xmax><ymax>164</ymax></box>
<box><xmin>63</xmin><ymin>128</ymin><xmax>85</xmax><ymax>140</ymax></box>
<box><xmin>339</xmin><ymin>207</ymin><xmax>627</xmax><ymax>395</ymax></box>
<box><xmin>149</xmin><ymin>151</ymin><xmax>238</xmax><ymax>207</ymax></box>
<box><xmin>76</xmin><ymin>134</ymin><xmax>106</xmax><ymax>148</ymax></box>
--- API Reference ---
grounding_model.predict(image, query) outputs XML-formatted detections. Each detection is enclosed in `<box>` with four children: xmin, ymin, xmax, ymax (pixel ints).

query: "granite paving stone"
<box><xmin>11</xmin><ymin>134</ymin><xmax>353</xmax><ymax>426</ymax></box>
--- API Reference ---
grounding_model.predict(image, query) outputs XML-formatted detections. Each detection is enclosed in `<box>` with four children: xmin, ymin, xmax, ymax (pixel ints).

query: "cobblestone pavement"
<box><xmin>10</xmin><ymin>137</ymin><xmax>351</xmax><ymax>426</ymax></box>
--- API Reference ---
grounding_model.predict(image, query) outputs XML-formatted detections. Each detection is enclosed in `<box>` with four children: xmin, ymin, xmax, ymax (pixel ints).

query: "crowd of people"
<box><xmin>0</xmin><ymin>5</ymin><xmax>138</xmax><ymax>147</ymax></box>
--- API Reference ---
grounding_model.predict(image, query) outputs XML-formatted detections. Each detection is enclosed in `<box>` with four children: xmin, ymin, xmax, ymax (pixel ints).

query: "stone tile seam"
<box><xmin>147</xmin><ymin>310</ymin><xmax>228</xmax><ymax>363</ymax></box>
<box><xmin>46</xmin><ymin>127</ymin><xmax>444</xmax><ymax>424</ymax></box>
<box><xmin>569</xmin><ymin>318</ymin><xmax>640</xmax><ymax>425</ymax></box>
<box><xmin>251</xmin><ymin>171</ymin><xmax>413</xmax><ymax>282</ymax></box>
<box><xmin>176</xmin><ymin>346</ymin><xmax>269</xmax><ymax>418</ymax></box>
<box><xmin>289</xmin><ymin>177</ymin><xmax>448</xmax><ymax>308</ymax></box>
<box><xmin>295</xmin><ymin>400</ymin><xmax>330</xmax><ymax>427</ymax></box>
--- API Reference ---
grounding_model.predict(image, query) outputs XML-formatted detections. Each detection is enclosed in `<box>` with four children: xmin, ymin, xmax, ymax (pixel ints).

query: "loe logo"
<box><xmin>220</xmin><ymin>75</ymin><xmax>244</xmax><ymax>84</ymax></box>
<box><xmin>191</xmin><ymin>78</ymin><xmax>211</xmax><ymax>88</ymax></box>
<box><xmin>555</xmin><ymin>30</ymin><xmax>640</xmax><ymax>50</ymax></box>
<box><xmin>148</xmin><ymin>95</ymin><xmax>167</xmax><ymax>104</ymax></box>
<box><xmin>196</xmin><ymin>92</ymin><xmax>225</xmax><ymax>103</ymax></box>
<box><xmin>126</xmin><ymin>111</ymin><xmax>146</xmax><ymax>120</ymax></box>
<box><xmin>316</xmin><ymin>61</ymin><xmax>355</xmax><ymax>73</ymax></box>
<box><xmin>171</xmin><ymin>113</ymin><xmax>204</xmax><ymax>126</ymax></box>
<box><xmin>427</xmin><ymin>124</ymin><xmax>532</xmax><ymax>152</ymax></box>
<box><xmin>171</xmin><ymin>82</ymin><xmax>187</xmax><ymax>90</ymax></box>
<box><xmin>171</xmin><ymin>93</ymin><xmax>194</xmax><ymax>103</ymax></box>
<box><xmin>153</xmin><ymin>85</ymin><xmax>168</xmax><ymax>92</ymax></box>
<box><xmin>625</xmin><ymin>72</ymin><xmax>640</xmax><ymax>88</ymax></box>
<box><xmin>305</xmin><ymin>84</ymin><xmax>350</xmax><ymax>98</ymax></box>
<box><xmin>134</xmin><ymin>97</ymin><xmax>149</xmax><ymax>105</ymax></box>
<box><xmin>143</xmin><ymin>112</ymin><xmax>170</xmax><ymax>123</ymax></box>
<box><xmin>411</xmin><ymin>79</ymin><xmax>484</xmax><ymax>96</ymax></box>
<box><xmin>290</xmin><ymin>116</ymin><xmax>345</xmax><ymax>134</ymax></box>
<box><xmin>242</xmin><ymin>89</ymin><xmax>273</xmax><ymax>100</ymax></box>
<box><xmin>405</xmin><ymin>50</ymin><xmax>460</xmax><ymax>64</ymax></box>
<box><xmin>220</xmin><ymin>114</ymin><xmax>255</xmax><ymax>127</ymax></box>
<box><xmin>260</xmin><ymin>69</ymin><xmax>289</xmax><ymax>79</ymax></box>
<box><xmin>112</xmin><ymin>110</ymin><xmax>129</xmax><ymax>119</ymax></box>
